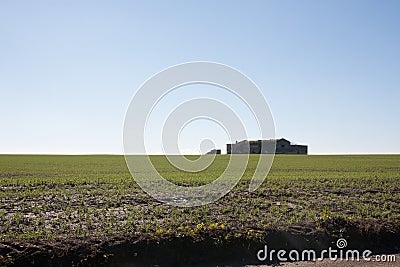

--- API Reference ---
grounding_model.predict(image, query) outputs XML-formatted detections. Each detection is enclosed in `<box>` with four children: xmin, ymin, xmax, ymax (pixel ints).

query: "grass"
<box><xmin>0</xmin><ymin>154</ymin><xmax>399</xmax><ymax>243</ymax></box>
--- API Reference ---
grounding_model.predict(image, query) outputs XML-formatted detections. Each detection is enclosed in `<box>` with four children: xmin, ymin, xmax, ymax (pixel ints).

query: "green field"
<box><xmin>0</xmin><ymin>155</ymin><xmax>399</xmax><ymax>265</ymax></box>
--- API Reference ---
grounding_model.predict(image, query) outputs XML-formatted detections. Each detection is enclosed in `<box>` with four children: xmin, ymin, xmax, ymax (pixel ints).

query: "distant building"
<box><xmin>206</xmin><ymin>149</ymin><xmax>221</xmax><ymax>154</ymax></box>
<box><xmin>227</xmin><ymin>138</ymin><xmax>307</xmax><ymax>154</ymax></box>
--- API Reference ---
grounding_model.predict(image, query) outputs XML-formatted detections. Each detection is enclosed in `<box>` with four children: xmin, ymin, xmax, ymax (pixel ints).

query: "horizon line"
<box><xmin>0</xmin><ymin>153</ymin><xmax>399</xmax><ymax>156</ymax></box>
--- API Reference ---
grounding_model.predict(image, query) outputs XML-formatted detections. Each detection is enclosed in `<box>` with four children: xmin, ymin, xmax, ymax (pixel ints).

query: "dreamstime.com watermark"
<box><xmin>257</xmin><ymin>238</ymin><xmax>397</xmax><ymax>263</ymax></box>
<box><xmin>123</xmin><ymin>62</ymin><xmax>275</xmax><ymax>207</ymax></box>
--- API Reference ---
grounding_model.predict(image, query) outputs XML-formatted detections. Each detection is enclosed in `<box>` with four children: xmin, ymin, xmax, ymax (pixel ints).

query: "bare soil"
<box><xmin>1</xmin><ymin>222</ymin><xmax>399</xmax><ymax>267</ymax></box>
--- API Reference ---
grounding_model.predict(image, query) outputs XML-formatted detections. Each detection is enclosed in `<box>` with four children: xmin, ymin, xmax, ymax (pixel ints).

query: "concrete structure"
<box><xmin>227</xmin><ymin>138</ymin><xmax>307</xmax><ymax>154</ymax></box>
<box><xmin>206</xmin><ymin>149</ymin><xmax>221</xmax><ymax>154</ymax></box>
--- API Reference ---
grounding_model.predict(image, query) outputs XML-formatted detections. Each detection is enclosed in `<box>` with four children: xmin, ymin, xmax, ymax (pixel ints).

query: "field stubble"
<box><xmin>0</xmin><ymin>155</ymin><xmax>399</xmax><ymax>265</ymax></box>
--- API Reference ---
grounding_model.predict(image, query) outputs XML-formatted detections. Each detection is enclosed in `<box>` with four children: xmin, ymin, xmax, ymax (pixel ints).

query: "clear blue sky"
<box><xmin>1</xmin><ymin>0</ymin><xmax>399</xmax><ymax>154</ymax></box>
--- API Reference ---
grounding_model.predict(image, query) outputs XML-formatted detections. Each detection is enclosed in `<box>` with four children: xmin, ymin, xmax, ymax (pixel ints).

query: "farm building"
<box><xmin>206</xmin><ymin>149</ymin><xmax>221</xmax><ymax>154</ymax></box>
<box><xmin>226</xmin><ymin>138</ymin><xmax>307</xmax><ymax>154</ymax></box>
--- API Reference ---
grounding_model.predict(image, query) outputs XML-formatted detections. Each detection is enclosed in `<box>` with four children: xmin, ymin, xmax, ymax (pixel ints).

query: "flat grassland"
<box><xmin>0</xmin><ymin>155</ymin><xmax>399</xmax><ymax>265</ymax></box>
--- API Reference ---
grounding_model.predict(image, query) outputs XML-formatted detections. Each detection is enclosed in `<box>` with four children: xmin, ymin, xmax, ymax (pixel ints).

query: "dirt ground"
<box><xmin>247</xmin><ymin>253</ymin><xmax>399</xmax><ymax>266</ymax></box>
